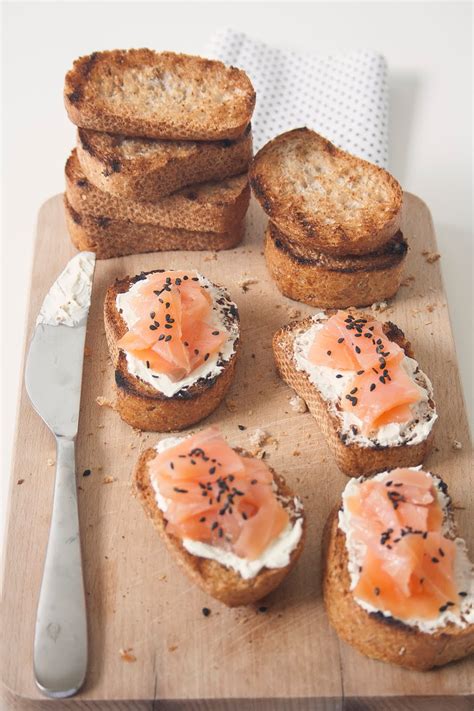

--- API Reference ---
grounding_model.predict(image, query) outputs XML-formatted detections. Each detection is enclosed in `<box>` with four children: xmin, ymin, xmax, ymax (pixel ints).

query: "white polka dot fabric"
<box><xmin>206</xmin><ymin>28</ymin><xmax>389</xmax><ymax>167</ymax></box>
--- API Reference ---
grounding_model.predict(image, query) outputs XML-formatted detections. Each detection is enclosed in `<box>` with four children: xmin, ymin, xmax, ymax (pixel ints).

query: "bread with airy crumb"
<box><xmin>76</xmin><ymin>125</ymin><xmax>253</xmax><ymax>201</ymax></box>
<box><xmin>133</xmin><ymin>447</ymin><xmax>305</xmax><ymax>606</ymax></box>
<box><xmin>265</xmin><ymin>222</ymin><xmax>407</xmax><ymax>308</ymax></box>
<box><xmin>104</xmin><ymin>271</ymin><xmax>240</xmax><ymax>431</ymax></box>
<box><xmin>65</xmin><ymin>49</ymin><xmax>256</xmax><ymax>141</ymax></box>
<box><xmin>273</xmin><ymin>315</ymin><xmax>435</xmax><ymax>477</ymax></box>
<box><xmin>323</xmin><ymin>504</ymin><xmax>474</xmax><ymax>670</ymax></box>
<box><xmin>250</xmin><ymin>128</ymin><xmax>403</xmax><ymax>256</ymax></box>
<box><xmin>66</xmin><ymin>149</ymin><xmax>250</xmax><ymax>233</ymax></box>
<box><xmin>65</xmin><ymin>197</ymin><xmax>244</xmax><ymax>259</ymax></box>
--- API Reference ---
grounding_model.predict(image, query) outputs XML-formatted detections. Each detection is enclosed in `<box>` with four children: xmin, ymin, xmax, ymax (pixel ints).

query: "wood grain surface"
<box><xmin>0</xmin><ymin>193</ymin><xmax>472</xmax><ymax>710</ymax></box>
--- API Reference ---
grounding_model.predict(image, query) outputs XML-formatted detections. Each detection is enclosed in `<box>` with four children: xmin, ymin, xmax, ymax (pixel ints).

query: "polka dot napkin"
<box><xmin>206</xmin><ymin>28</ymin><xmax>389</xmax><ymax>167</ymax></box>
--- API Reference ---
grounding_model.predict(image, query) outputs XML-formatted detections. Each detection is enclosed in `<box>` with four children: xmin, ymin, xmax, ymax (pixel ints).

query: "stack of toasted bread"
<box><xmin>63</xmin><ymin>49</ymin><xmax>256</xmax><ymax>259</ymax></box>
<box><xmin>250</xmin><ymin>128</ymin><xmax>407</xmax><ymax>308</ymax></box>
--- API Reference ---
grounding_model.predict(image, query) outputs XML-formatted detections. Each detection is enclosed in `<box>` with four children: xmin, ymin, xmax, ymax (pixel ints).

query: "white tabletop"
<box><xmin>1</xmin><ymin>1</ymin><xmax>472</xmax><ymax>549</ymax></box>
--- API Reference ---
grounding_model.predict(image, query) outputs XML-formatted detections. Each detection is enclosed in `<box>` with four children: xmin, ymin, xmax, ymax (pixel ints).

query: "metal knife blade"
<box><xmin>25</xmin><ymin>251</ymin><xmax>95</xmax><ymax>698</ymax></box>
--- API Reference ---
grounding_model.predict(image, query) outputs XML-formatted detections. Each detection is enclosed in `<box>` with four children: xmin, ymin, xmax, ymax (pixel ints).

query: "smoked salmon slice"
<box><xmin>148</xmin><ymin>427</ymin><xmax>290</xmax><ymax>561</ymax></box>
<box><xmin>117</xmin><ymin>271</ymin><xmax>229</xmax><ymax>381</ymax></box>
<box><xmin>309</xmin><ymin>311</ymin><xmax>423</xmax><ymax>435</ymax></box>
<box><xmin>345</xmin><ymin>468</ymin><xmax>460</xmax><ymax>622</ymax></box>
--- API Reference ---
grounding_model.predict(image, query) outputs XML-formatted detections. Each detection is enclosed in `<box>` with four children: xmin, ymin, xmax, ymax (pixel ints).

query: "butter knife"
<box><xmin>25</xmin><ymin>251</ymin><xmax>95</xmax><ymax>697</ymax></box>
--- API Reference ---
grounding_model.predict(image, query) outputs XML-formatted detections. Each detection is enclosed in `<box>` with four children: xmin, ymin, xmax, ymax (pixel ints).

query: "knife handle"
<box><xmin>33</xmin><ymin>435</ymin><xmax>88</xmax><ymax>698</ymax></box>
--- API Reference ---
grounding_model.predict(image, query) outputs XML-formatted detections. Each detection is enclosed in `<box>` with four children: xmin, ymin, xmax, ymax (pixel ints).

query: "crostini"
<box><xmin>323</xmin><ymin>467</ymin><xmax>474</xmax><ymax>670</ymax></box>
<box><xmin>273</xmin><ymin>310</ymin><xmax>437</xmax><ymax>477</ymax></box>
<box><xmin>104</xmin><ymin>269</ymin><xmax>240</xmax><ymax>431</ymax></box>
<box><xmin>133</xmin><ymin>427</ymin><xmax>305</xmax><ymax>606</ymax></box>
<box><xmin>265</xmin><ymin>222</ymin><xmax>407</xmax><ymax>309</ymax></box>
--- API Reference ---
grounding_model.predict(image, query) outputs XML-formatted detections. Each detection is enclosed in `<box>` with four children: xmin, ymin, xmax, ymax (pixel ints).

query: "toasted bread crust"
<box><xmin>104</xmin><ymin>272</ymin><xmax>240</xmax><ymax>431</ymax></box>
<box><xmin>76</xmin><ymin>125</ymin><xmax>253</xmax><ymax>201</ymax></box>
<box><xmin>323</xmin><ymin>507</ymin><xmax>474</xmax><ymax>670</ymax></box>
<box><xmin>250</xmin><ymin>128</ymin><xmax>403</xmax><ymax>256</ymax></box>
<box><xmin>133</xmin><ymin>447</ymin><xmax>305</xmax><ymax>606</ymax></box>
<box><xmin>265</xmin><ymin>223</ymin><xmax>407</xmax><ymax>308</ymax></box>
<box><xmin>65</xmin><ymin>50</ymin><xmax>256</xmax><ymax>141</ymax></box>
<box><xmin>65</xmin><ymin>197</ymin><xmax>244</xmax><ymax>259</ymax></box>
<box><xmin>273</xmin><ymin>316</ymin><xmax>435</xmax><ymax>477</ymax></box>
<box><xmin>66</xmin><ymin>150</ymin><xmax>250</xmax><ymax>233</ymax></box>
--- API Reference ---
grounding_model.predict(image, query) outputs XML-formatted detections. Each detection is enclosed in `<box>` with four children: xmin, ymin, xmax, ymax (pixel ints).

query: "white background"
<box><xmin>1</xmin><ymin>1</ymin><xmax>472</xmax><ymax>548</ymax></box>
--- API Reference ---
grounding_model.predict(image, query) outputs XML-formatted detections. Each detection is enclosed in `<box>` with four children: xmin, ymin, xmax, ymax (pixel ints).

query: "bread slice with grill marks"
<box><xmin>65</xmin><ymin>49</ymin><xmax>256</xmax><ymax>141</ymax></box>
<box><xmin>265</xmin><ymin>222</ymin><xmax>407</xmax><ymax>308</ymax></box>
<box><xmin>76</xmin><ymin>125</ymin><xmax>253</xmax><ymax>201</ymax></box>
<box><xmin>273</xmin><ymin>315</ymin><xmax>436</xmax><ymax>477</ymax></box>
<box><xmin>250</xmin><ymin>128</ymin><xmax>403</xmax><ymax>256</ymax></box>
<box><xmin>133</xmin><ymin>447</ymin><xmax>305</xmax><ymax>606</ymax></box>
<box><xmin>323</xmin><ymin>502</ymin><xmax>474</xmax><ymax>670</ymax></box>
<box><xmin>65</xmin><ymin>197</ymin><xmax>244</xmax><ymax>259</ymax></box>
<box><xmin>66</xmin><ymin>149</ymin><xmax>250</xmax><ymax>233</ymax></box>
<box><xmin>104</xmin><ymin>271</ymin><xmax>240</xmax><ymax>431</ymax></box>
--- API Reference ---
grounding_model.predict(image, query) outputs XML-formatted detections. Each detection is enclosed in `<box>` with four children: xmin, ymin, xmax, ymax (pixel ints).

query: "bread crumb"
<box><xmin>103</xmin><ymin>475</ymin><xmax>116</xmax><ymax>484</ymax></box>
<box><xmin>159</xmin><ymin>574</ymin><xmax>167</xmax><ymax>581</ymax></box>
<box><xmin>96</xmin><ymin>395</ymin><xmax>114</xmax><ymax>409</ymax></box>
<box><xmin>168</xmin><ymin>644</ymin><xmax>178</xmax><ymax>652</ymax></box>
<box><xmin>370</xmin><ymin>301</ymin><xmax>388</xmax><ymax>313</ymax></box>
<box><xmin>225</xmin><ymin>398</ymin><xmax>237</xmax><ymax>412</ymax></box>
<box><xmin>47</xmin><ymin>458</ymin><xmax>55</xmax><ymax>467</ymax></box>
<box><xmin>400</xmin><ymin>275</ymin><xmax>415</xmax><ymax>287</ymax></box>
<box><xmin>17</xmin><ymin>479</ymin><xmax>25</xmax><ymax>485</ymax></box>
<box><xmin>287</xmin><ymin>307</ymin><xmax>301</xmax><ymax>320</ymax></box>
<box><xmin>452</xmin><ymin>440</ymin><xmax>462</xmax><ymax>450</ymax></box>
<box><xmin>292</xmin><ymin>450</ymin><xmax>301</xmax><ymax>457</ymax></box>
<box><xmin>248</xmin><ymin>428</ymin><xmax>271</xmax><ymax>449</ymax></box>
<box><xmin>398</xmin><ymin>647</ymin><xmax>406</xmax><ymax>656</ymax></box>
<box><xmin>119</xmin><ymin>648</ymin><xmax>136</xmax><ymax>663</ymax></box>
<box><xmin>426</xmin><ymin>304</ymin><xmax>436</xmax><ymax>313</ymax></box>
<box><xmin>84</xmin><ymin>346</ymin><xmax>92</xmax><ymax>357</ymax></box>
<box><xmin>238</xmin><ymin>277</ymin><xmax>258</xmax><ymax>293</ymax></box>
<box><xmin>288</xmin><ymin>394</ymin><xmax>307</xmax><ymax>413</ymax></box>
<box><xmin>204</xmin><ymin>252</ymin><xmax>217</xmax><ymax>262</ymax></box>
<box><xmin>422</xmin><ymin>251</ymin><xmax>441</xmax><ymax>263</ymax></box>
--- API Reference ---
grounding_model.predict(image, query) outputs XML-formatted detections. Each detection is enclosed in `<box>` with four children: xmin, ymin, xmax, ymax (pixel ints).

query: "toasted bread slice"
<box><xmin>65</xmin><ymin>50</ymin><xmax>256</xmax><ymax>141</ymax></box>
<box><xmin>323</xmin><ymin>486</ymin><xmax>474</xmax><ymax>670</ymax></box>
<box><xmin>273</xmin><ymin>315</ymin><xmax>435</xmax><ymax>477</ymax></box>
<box><xmin>76</xmin><ymin>125</ymin><xmax>253</xmax><ymax>201</ymax></box>
<box><xmin>265</xmin><ymin>222</ymin><xmax>407</xmax><ymax>308</ymax></box>
<box><xmin>133</xmin><ymin>446</ymin><xmax>305</xmax><ymax>606</ymax></box>
<box><xmin>65</xmin><ymin>197</ymin><xmax>244</xmax><ymax>259</ymax></box>
<box><xmin>104</xmin><ymin>271</ymin><xmax>240</xmax><ymax>431</ymax></box>
<box><xmin>250</xmin><ymin>128</ymin><xmax>403</xmax><ymax>256</ymax></box>
<box><xmin>66</xmin><ymin>149</ymin><xmax>250</xmax><ymax>232</ymax></box>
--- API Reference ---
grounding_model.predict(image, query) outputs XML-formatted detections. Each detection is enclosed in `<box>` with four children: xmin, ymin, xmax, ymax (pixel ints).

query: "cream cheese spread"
<box><xmin>36</xmin><ymin>252</ymin><xmax>95</xmax><ymax>327</ymax></box>
<box><xmin>338</xmin><ymin>469</ymin><xmax>474</xmax><ymax>633</ymax></box>
<box><xmin>293</xmin><ymin>312</ymin><xmax>437</xmax><ymax>448</ymax></box>
<box><xmin>151</xmin><ymin>436</ymin><xmax>304</xmax><ymax>580</ymax></box>
<box><xmin>116</xmin><ymin>271</ymin><xmax>239</xmax><ymax>398</ymax></box>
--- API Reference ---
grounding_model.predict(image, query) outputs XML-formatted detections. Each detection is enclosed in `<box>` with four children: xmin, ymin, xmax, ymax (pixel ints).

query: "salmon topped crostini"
<box><xmin>323</xmin><ymin>467</ymin><xmax>474</xmax><ymax>669</ymax></box>
<box><xmin>133</xmin><ymin>427</ymin><xmax>305</xmax><ymax>606</ymax></box>
<box><xmin>273</xmin><ymin>310</ymin><xmax>437</xmax><ymax>476</ymax></box>
<box><xmin>104</xmin><ymin>269</ymin><xmax>240</xmax><ymax>431</ymax></box>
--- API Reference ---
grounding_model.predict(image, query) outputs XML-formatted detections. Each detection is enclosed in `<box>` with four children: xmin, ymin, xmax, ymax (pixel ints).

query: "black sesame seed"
<box><xmin>199</xmin><ymin>516</ymin><xmax>206</xmax><ymax>523</ymax></box>
<box><xmin>432</xmin><ymin>557</ymin><xmax>439</xmax><ymax>564</ymax></box>
<box><xmin>212</xmin><ymin>331</ymin><xmax>220</xmax><ymax>336</ymax></box>
<box><xmin>258</xmin><ymin>606</ymin><xmax>268</xmax><ymax>613</ymax></box>
<box><xmin>374</xmin><ymin>587</ymin><xmax>380</xmax><ymax>596</ymax></box>
<box><xmin>238</xmin><ymin>424</ymin><xmax>246</xmax><ymax>431</ymax></box>
<box><xmin>202</xmin><ymin>607</ymin><xmax>211</xmax><ymax>617</ymax></box>
<box><xmin>327</xmin><ymin>350</ymin><xmax>332</xmax><ymax>356</ymax></box>
<box><xmin>336</xmin><ymin>374</ymin><xmax>343</xmax><ymax>379</ymax></box>
<box><xmin>355</xmin><ymin>346</ymin><xmax>361</xmax><ymax>354</ymax></box>
<box><xmin>165</xmin><ymin>335</ymin><xmax>172</xmax><ymax>342</ymax></box>
<box><xmin>173</xmin><ymin>487</ymin><xmax>188</xmax><ymax>493</ymax></box>
<box><xmin>82</xmin><ymin>469</ymin><xmax>91</xmax><ymax>477</ymax></box>
<box><xmin>370</xmin><ymin>383</ymin><xmax>376</xmax><ymax>391</ymax></box>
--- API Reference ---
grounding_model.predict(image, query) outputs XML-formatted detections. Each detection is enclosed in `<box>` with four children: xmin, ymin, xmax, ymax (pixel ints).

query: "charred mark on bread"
<box><xmin>96</xmin><ymin>216</ymin><xmax>111</xmax><ymax>229</ymax></box>
<box><xmin>79</xmin><ymin>51</ymin><xmax>100</xmax><ymax>78</ymax></box>
<box><xmin>270</xmin><ymin>225</ymin><xmax>407</xmax><ymax>273</ymax></box>
<box><xmin>67</xmin><ymin>90</ymin><xmax>82</xmax><ymax>104</ymax></box>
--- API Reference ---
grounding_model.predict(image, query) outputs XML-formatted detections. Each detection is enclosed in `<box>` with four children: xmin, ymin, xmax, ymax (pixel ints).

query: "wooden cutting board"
<box><xmin>1</xmin><ymin>193</ymin><xmax>472</xmax><ymax>710</ymax></box>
